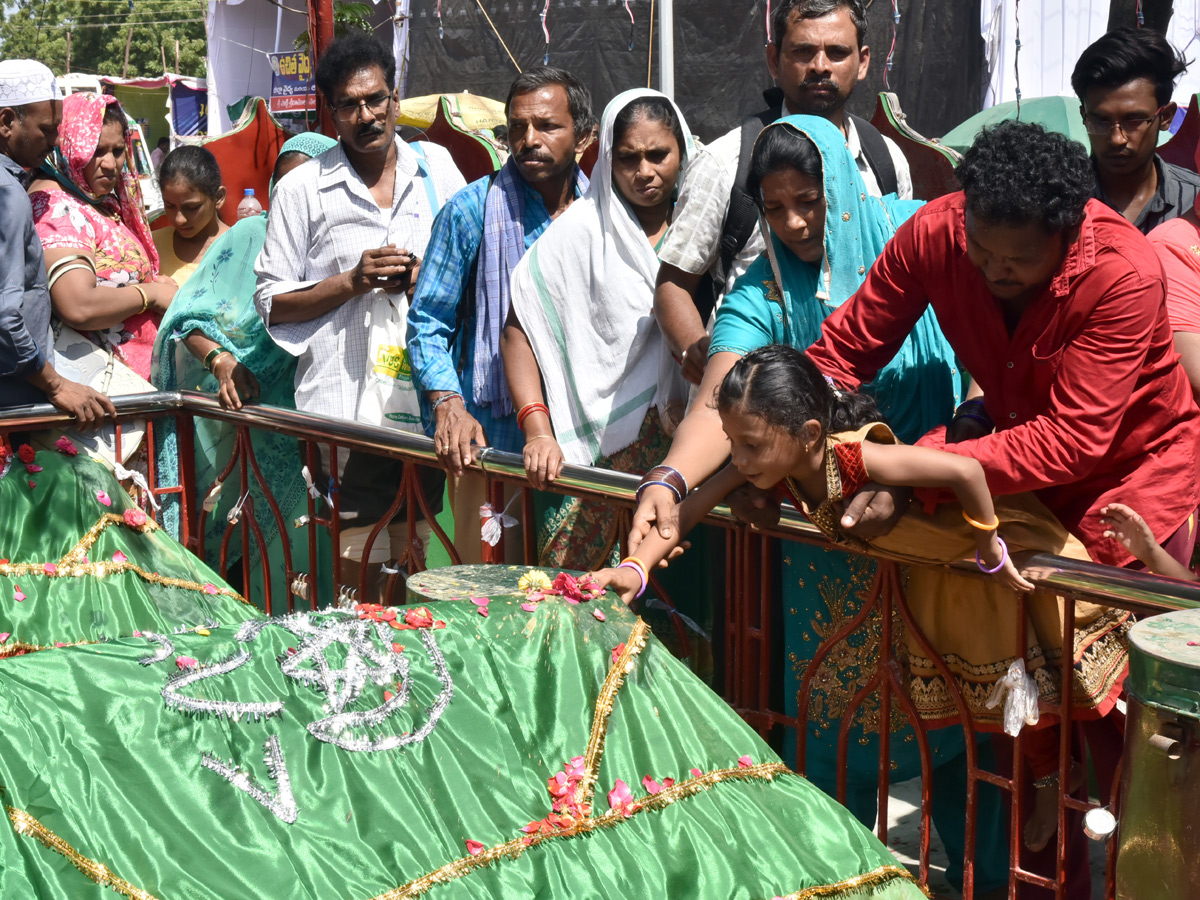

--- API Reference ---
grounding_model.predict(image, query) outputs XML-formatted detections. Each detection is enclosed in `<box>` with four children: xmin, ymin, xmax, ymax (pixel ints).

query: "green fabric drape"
<box><xmin>0</xmin><ymin>589</ymin><xmax>925</xmax><ymax>899</ymax></box>
<box><xmin>0</xmin><ymin>445</ymin><xmax>259</xmax><ymax>654</ymax></box>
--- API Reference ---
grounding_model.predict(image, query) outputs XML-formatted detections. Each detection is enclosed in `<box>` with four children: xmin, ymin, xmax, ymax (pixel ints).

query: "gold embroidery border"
<box><xmin>778</xmin><ymin>864</ymin><xmax>929</xmax><ymax>899</ymax></box>
<box><xmin>6</xmin><ymin>806</ymin><xmax>159</xmax><ymax>900</ymax></box>
<box><xmin>371</xmin><ymin>762</ymin><xmax>792</xmax><ymax>900</ymax></box>
<box><xmin>575</xmin><ymin>618</ymin><xmax>650</xmax><ymax>810</ymax></box>
<box><xmin>0</xmin><ymin>513</ymin><xmax>248</xmax><ymax>605</ymax></box>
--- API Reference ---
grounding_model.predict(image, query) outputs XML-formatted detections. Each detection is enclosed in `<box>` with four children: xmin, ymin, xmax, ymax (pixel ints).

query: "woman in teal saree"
<box><xmin>151</xmin><ymin>133</ymin><xmax>338</xmax><ymax>611</ymax></box>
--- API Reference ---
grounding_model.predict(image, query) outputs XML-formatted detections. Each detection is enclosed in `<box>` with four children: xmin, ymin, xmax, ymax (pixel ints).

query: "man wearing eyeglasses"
<box><xmin>254</xmin><ymin>33</ymin><xmax>465</xmax><ymax>595</ymax></box>
<box><xmin>1071</xmin><ymin>27</ymin><xmax>1199</xmax><ymax>236</ymax></box>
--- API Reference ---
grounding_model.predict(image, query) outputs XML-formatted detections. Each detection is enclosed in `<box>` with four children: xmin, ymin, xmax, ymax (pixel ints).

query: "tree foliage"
<box><xmin>292</xmin><ymin>1</ymin><xmax>371</xmax><ymax>53</ymax></box>
<box><xmin>0</xmin><ymin>0</ymin><xmax>207</xmax><ymax>78</ymax></box>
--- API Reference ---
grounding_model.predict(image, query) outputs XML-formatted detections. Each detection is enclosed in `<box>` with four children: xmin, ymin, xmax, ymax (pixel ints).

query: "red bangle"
<box><xmin>517</xmin><ymin>402</ymin><xmax>549</xmax><ymax>431</ymax></box>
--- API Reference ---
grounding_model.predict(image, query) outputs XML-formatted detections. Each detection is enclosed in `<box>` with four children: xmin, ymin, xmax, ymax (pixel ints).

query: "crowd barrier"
<box><xmin>4</xmin><ymin>390</ymin><xmax>1199</xmax><ymax>900</ymax></box>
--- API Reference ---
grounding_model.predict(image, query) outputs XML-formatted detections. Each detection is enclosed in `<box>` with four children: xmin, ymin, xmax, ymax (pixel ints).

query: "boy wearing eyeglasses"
<box><xmin>1071</xmin><ymin>27</ymin><xmax>1199</xmax><ymax>235</ymax></box>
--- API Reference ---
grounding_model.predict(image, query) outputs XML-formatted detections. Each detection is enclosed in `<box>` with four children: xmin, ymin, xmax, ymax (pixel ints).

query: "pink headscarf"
<box><xmin>53</xmin><ymin>92</ymin><xmax>160</xmax><ymax>274</ymax></box>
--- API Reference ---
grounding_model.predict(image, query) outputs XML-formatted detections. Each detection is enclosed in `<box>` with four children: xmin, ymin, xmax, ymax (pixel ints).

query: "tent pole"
<box><xmin>274</xmin><ymin>0</ymin><xmax>284</xmax><ymax>52</ymax></box>
<box><xmin>657</xmin><ymin>0</ymin><xmax>674</xmax><ymax>97</ymax></box>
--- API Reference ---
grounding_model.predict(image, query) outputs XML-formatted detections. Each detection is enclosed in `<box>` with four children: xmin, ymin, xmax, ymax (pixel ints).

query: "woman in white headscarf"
<box><xmin>502</xmin><ymin>88</ymin><xmax>691</xmax><ymax>569</ymax></box>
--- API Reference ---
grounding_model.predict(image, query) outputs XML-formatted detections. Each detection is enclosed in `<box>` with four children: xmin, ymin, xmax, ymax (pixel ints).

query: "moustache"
<box><xmin>801</xmin><ymin>78</ymin><xmax>839</xmax><ymax>91</ymax></box>
<box><xmin>357</xmin><ymin>122</ymin><xmax>386</xmax><ymax>138</ymax></box>
<box><xmin>516</xmin><ymin>152</ymin><xmax>553</xmax><ymax>164</ymax></box>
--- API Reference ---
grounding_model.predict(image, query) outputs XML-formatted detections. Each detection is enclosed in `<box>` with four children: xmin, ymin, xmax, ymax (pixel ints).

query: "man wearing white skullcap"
<box><xmin>0</xmin><ymin>60</ymin><xmax>115</xmax><ymax>423</ymax></box>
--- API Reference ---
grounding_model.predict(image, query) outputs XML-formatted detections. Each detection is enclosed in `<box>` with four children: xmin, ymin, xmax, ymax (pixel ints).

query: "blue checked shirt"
<box><xmin>406</xmin><ymin>172</ymin><xmax>579</xmax><ymax>454</ymax></box>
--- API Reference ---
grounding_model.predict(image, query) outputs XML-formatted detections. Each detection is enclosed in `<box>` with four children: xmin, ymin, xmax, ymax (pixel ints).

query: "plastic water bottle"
<box><xmin>236</xmin><ymin>188</ymin><xmax>263</xmax><ymax>219</ymax></box>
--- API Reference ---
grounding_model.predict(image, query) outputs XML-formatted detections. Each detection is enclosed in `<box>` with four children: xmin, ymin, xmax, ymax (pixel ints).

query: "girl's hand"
<box><xmin>587</xmin><ymin>566</ymin><xmax>642</xmax><ymax>605</ymax></box>
<box><xmin>978</xmin><ymin>532</ymin><xmax>1036</xmax><ymax>592</ymax></box>
<box><xmin>522</xmin><ymin>433</ymin><xmax>563</xmax><ymax>491</ymax></box>
<box><xmin>1100</xmin><ymin>503</ymin><xmax>1157</xmax><ymax>561</ymax></box>
<box><xmin>211</xmin><ymin>353</ymin><xmax>261</xmax><ymax>410</ymax></box>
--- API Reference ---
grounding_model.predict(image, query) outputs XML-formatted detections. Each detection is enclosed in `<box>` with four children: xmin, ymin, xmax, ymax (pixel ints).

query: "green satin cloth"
<box><xmin>0</xmin><ymin>591</ymin><xmax>925</xmax><ymax>899</ymax></box>
<box><xmin>0</xmin><ymin>447</ymin><xmax>260</xmax><ymax>653</ymax></box>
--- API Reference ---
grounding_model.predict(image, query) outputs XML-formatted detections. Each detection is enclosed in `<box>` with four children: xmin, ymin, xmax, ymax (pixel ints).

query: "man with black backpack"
<box><xmin>655</xmin><ymin>0</ymin><xmax>911</xmax><ymax>385</ymax></box>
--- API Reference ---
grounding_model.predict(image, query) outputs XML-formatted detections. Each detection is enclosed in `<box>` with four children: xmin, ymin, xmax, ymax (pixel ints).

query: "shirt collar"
<box><xmin>1091</xmin><ymin>154</ymin><xmax>1173</xmax><ymax>225</ymax></box>
<box><xmin>0</xmin><ymin>152</ymin><xmax>27</xmax><ymax>182</ymax></box>
<box><xmin>316</xmin><ymin>135</ymin><xmax>419</xmax><ymax>206</ymax></box>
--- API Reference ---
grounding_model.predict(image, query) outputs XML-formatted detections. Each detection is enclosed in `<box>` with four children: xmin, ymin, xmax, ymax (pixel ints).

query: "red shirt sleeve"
<box><xmin>936</xmin><ymin>259</ymin><xmax>1162</xmax><ymax>496</ymax></box>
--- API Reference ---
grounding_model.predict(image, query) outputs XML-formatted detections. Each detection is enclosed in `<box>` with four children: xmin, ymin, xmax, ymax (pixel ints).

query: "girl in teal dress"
<box><xmin>625</xmin><ymin>115</ymin><xmax>1006</xmax><ymax>893</ymax></box>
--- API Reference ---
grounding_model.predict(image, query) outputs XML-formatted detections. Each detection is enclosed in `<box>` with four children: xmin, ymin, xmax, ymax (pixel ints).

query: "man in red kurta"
<box><xmin>808</xmin><ymin>120</ymin><xmax>1200</xmax><ymax>569</ymax></box>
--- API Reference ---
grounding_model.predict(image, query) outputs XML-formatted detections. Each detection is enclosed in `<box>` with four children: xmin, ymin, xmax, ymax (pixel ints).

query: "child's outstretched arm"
<box><xmin>1101</xmin><ymin>502</ymin><xmax>1196</xmax><ymax>581</ymax></box>
<box><xmin>590</xmin><ymin>464</ymin><xmax>748</xmax><ymax>603</ymax></box>
<box><xmin>858</xmin><ymin>442</ymin><xmax>1036</xmax><ymax>592</ymax></box>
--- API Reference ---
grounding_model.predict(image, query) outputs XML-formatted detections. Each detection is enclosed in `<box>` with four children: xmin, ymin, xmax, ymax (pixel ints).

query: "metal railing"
<box><xmin>4</xmin><ymin>391</ymin><xmax>1198</xmax><ymax>899</ymax></box>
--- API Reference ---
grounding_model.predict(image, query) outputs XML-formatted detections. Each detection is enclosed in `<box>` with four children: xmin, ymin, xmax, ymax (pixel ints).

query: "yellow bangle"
<box><xmin>619</xmin><ymin>556</ymin><xmax>648</xmax><ymax>578</ymax></box>
<box><xmin>526</xmin><ymin>433</ymin><xmax>555</xmax><ymax>442</ymax></box>
<box><xmin>131</xmin><ymin>284</ymin><xmax>151</xmax><ymax>314</ymax></box>
<box><xmin>962</xmin><ymin>509</ymin><xmax>1000</xmax><ymax>531</ymax></box>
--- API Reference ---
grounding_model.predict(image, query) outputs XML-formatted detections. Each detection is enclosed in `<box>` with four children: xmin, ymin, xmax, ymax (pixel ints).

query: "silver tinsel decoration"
<box><xmin>137</xmin><ymin>632</ymin><xmax>175</xmax><ymax>666</ymax></box>
<box><xmin>201</xmin><ymin>735</ymin><xmax>298</xmax><ymax>824</ymax></box>
<box><xmin>161</xmin><ymin>650</ymin><xmax>285</xmax><ymax>722</ymax></box>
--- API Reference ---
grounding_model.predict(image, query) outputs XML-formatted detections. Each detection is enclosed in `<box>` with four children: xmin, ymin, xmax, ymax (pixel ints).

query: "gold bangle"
<box><xmin>131</xmin><ymin>284</ymin><xmax>151</xmax><ymax>314</ymax></box>
<box><xmin>526</xmin><ymin>433</ymin><xmax>555</xmax><ymax>442</ymax></box>
<box><xmin>962</xmin><ymin>509</ymin><xmax>1000</xmax><ymax>531</ymax></box>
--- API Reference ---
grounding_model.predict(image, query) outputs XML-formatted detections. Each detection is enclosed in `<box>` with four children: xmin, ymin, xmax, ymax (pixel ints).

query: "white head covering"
<box><xmin>509</xmin><ymin>88</ymin><xmax>693</xmax><ymax>465</ymax></box>
<box><xmin>0</xmin><ymin>60</ymin><xmax>62</xmax><ymax>108</ymax></box>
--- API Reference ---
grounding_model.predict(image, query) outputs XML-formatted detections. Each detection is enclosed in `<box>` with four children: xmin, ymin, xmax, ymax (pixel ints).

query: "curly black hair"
<box><xmin>314</xmin><ymin>33</ymin><xmax>396</xmax><ymax>99</ymax></box>
<box><xmin>955</xmin><ymin>121</ymin><xmax>1094</xmax><ymax>234</ymax></box>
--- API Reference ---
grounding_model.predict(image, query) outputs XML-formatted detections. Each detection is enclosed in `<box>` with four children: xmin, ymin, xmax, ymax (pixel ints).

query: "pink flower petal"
<box><xmin>383</xmin><ymin>690</ymin><xmax>395</xmax><ymax>702</ymax></box>
<box><xmin>25</xmin><ymin>464</ymin><xmax>42</xmax><ymax>474</ymax></box>
<box><xmin>469</xmin><ymin>596</ymin><xmax>490</xmax><ymax>606</ymax></box>
<box><xmin>641</xmin><ymin>775</ymin><xmax>661</xmax><ymax>795</ymax></box>
<box><xmin>661</xmin><ymin>777</ymin><xmax>675</xmax><ymax>788</ymax></box>
<box><xmin>202</xmin><ymin>583</ymin><xmax>218</xmax><ymax>595</ymax></box>
<box><xmin>43</xmin><ymin>563</ymin><xmax>57</xmax><ymax>575</ymax></box>
<box><xmin>391</xmin><ymin>642</ymin><xmax>405</xmax><ymax>653</ymax></box>
<box><xmin>27</xmin><ymin>480</ymin><xmax>35</xmax><ymax>489</ymax></box>
<box><xmin>737</xmin><ymin>755</ymin><xmax>752</xmax><ymax>768</ymax></box>
<box><xmin>0</xmin><ymin>632</ymin><xmax>9</xmax><ymax>643</ymax></box>
<box><xmin>607</xmin><ymin>779</ymin><xmax>633</xmax><ymax>809</ymax></box>
<box><xmin>112</xmin><ymin>550</ymin><xmax>128</xmax><ymax>563</ymax></box>
<box><xmin>477</xmin><ymin>606</ymin><xmax>489</xmax><ymax>618</ymax></box>
<box><xmin>611</xmin><ymin>642</ymin><xmax>626</xmax><ymax>665</ymax></box>
<box><xmin>690</xmin><ymin>768</ymin><xmax>702</xmax><ymax>778</ymax></box>
<box><xmin>96</xmin><ymin>490</ymin><xmax>111</xmax><ymax>507</ymax></box>
<box><xmin>521</xmin><ymin>602</ymin><xmax>538</xmax><ymax>612</ymax></box>
<box><xmin>592</xmin><ymin>608</ymin><xmax>606</xmax><ymax>621</ymax></box>
<box><xmin>13</xmin><ymin>587</ymin><xmax>24</xmax><ymax>602</ymax></box>
<box><xmin>526</xmin><ymin>591</ymin><xmax>544</xmax><ymax>602</ymax></box>
<box><xmin>55</xmin><ymin>436</ymin><xmax>77</xmax><ymax>455</ymax></box>
<box><xmin>175</xmin><ymin>656</ymin><xmax>198</xmax><ymax>669</ymax></box>
<box><xmin>464</xmin><ymin>839</ymin><xmax>485</xmax><ymax>856</ymax></box>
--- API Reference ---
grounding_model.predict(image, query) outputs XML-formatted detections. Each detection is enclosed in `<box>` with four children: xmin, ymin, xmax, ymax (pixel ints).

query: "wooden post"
<box><xmin>122</xmin><ymin>25</ymin><xmax>134</xmax><ymax>78</ymax></box>
<box><xmin>307</xmin><ymin>0</ymin><xmax>336</xmax><ymax>135</ymax></box>
<box><xmin>1107</xmin><ymin>0</ymin><xmax>1174</xmax><ymax>31</ymax></box>
<box><xmin>66</xmin><ymin>31</ymin><xmax>72</xmax><ymax>73</ymax></box>
<box><xmin>175</xmin><ymin>39</ymin><xmax>181</xmax><ymax>73</ymax></box>
<box><xmin>161</xmin><ymin>44</ymin><xmax>168</xmax><ymax>74</ymax></box>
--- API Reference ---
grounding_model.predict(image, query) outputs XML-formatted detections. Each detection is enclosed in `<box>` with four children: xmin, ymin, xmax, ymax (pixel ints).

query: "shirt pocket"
<box><xmin>1026</xmin><ymin>340</ymin><xmax>1065</xmax><ymax>405</ymax></box>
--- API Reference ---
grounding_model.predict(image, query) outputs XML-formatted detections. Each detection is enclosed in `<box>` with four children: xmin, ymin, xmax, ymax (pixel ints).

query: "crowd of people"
<box><xmin>3</xmin><ymin>0</ymin><xmax>1200</xmax><ymax>893</ymax></box>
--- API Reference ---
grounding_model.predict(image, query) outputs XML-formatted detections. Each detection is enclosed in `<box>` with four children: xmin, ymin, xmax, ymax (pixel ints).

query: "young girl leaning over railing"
<box><xmin>591</xmin><ymin>343</ymin><xmax>1135</xmax><ymax>853</ymax></box>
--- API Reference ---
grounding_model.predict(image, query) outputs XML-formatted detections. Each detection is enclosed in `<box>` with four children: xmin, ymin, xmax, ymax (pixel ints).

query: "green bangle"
<box><xmin>203</xmin><ymin>347</ymin><xmax>227</xmax><ymax>372</ymax></box>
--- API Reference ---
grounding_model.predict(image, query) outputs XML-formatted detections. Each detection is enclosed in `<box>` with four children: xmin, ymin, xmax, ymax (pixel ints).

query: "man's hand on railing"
<box><xmin>726</xmin><ymin>483</ymin><xmax>781</xmax><ymax>530</ymax></box>
<box><xmin>211</xmin><ymin>353</ymin><xmax>261</xmax><ymax>411</ymax></box>
<box><xmin>628</xmin><ymin>483</ymin><xmax>680</xmax><ymax>553</ymax></box>
<box><xmin>432</xmin><ymin>394</ymin><xmax>487</xmax><ymax>476</ymax></box>
<box><xmin>40</xmin><ymin>370</ymin><xmax>117</xmax><ymax>429</ymax></box>
<box><xmin>836</xmin><ymin>483</ymin><xmax>911</xmax><ymax>539</ymax></box>
<box><xmin>522</xmin><ymin>433</ymin><xmax>564</xmax><ymax>490</ymax></box>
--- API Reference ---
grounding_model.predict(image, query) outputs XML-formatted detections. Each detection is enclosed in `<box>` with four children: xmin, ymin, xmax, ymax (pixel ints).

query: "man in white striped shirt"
<box><xmin>254</xmin><ymin>34</ymin><xmax>464</xmax><ymax>592</ymax></box>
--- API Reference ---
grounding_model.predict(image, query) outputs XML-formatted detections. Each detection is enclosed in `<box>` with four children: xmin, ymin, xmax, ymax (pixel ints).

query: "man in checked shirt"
<box><xmin>255</xmin><ymin>34</ymin><xmax>464</xmax><ymax>596</ymax></box>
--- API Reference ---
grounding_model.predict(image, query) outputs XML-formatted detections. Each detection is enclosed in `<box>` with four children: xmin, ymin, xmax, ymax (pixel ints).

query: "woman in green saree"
<box><xmin>151</xmin><ymin>133</ymin><xmax>338</xmax><ymax>611</ymax></box>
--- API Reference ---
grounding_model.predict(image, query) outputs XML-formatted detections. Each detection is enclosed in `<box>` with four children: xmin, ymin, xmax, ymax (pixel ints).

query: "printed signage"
<box><xmin>267</xmin><ymin>51</ymin><xmax>316</xmax><ymax>114</ymax></box>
